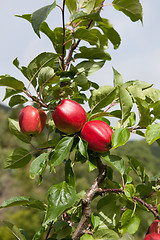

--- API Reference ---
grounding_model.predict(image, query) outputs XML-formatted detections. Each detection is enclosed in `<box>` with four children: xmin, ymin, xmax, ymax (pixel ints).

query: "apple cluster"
<box><xmin>19</xmin><ymin>99</ymin><xmax>113</xmax><ymax>153</ymax></box>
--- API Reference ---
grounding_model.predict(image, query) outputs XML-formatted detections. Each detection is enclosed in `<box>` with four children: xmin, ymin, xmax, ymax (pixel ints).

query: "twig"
<box><xmin>72</xmin><ymin>157</ymin><xmax>107</xmax><ymax>240</ymax></box>
<box><xmin>62</xmin><ymin>0</ymin><xmax>66</xmax><ymax>70</ymax></box>
<box><xmin>65</xmin><ymin>0</ymin><xmax>105</xmax><ymax>71</ymax></box>
<box><xmin>45</xmin><ymin>221</ymin><xmax>53</xmax><ymax>240</ymax></box>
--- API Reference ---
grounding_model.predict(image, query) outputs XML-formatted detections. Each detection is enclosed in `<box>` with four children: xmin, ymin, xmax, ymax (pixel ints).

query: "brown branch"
<box><xmin>62</xmin><ymin>0</ymin><xmax>66</xmax><ymax>71</ymax></box>
<box><xmin>72</xmin><ymin>157</ymin><xmax>107</xmax><ymax>240</ymax></box>
<box><xmin>97</xmin><ymin>188</ymin><xmax>160</xmax><ymax>220</ymax></box>
<box><xmin>65</xmin><ymin>0</ymin><xmax>105</xmax><ymax>71</ymax></box>
<box><xmin>45</xmin><ymin>221</ymin><xmax>53</xmax><ymax>240</ymax></box>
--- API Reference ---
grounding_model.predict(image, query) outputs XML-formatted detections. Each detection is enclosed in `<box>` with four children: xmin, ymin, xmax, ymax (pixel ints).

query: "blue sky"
<box><xmin>0</xmin><ymin>0</ymin><xmax>160</xmax><ymax>104</ymax></box>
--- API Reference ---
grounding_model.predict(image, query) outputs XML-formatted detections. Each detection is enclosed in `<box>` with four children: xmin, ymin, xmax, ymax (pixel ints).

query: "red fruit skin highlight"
<box><xmin>143</xmin><ymin>233</ymin><xmax>160</xmax><ymax>240</ymax></box>
<box><xmin>52</xmin><ymin>99</ymin><xmax>87</xmax><ymax>134</ymax></box>
<box><xmin>19</xmin><ymin>106</ymin><xmax>46</xmax><ymax>137</ymax></box>
<box><xmin>81</xmin><ymin>120</ymin><xmax>113</xmax><ymax>153</ymax></box>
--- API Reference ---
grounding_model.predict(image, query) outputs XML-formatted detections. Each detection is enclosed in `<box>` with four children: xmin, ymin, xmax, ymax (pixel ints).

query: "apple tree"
<box><xmin>1</xmin><ymin>0</ymin><xmax>160</xmax><ymax>239</ymax></box>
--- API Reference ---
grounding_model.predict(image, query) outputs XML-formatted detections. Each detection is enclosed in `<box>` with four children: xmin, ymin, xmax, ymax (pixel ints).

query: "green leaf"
<box><xmin>43</xmin><ymin>181</ymin><xmax>76</xmax><ymax>225</ymax></box>
<box><xmin>78</xmin><ymin>138</ymin><xmax>88</xmax><ymax>158</ymax></box>
<box><xmin>91</xmin><ymin>213</ymin><xmax>100</xmax><ymax>229</ymax></box>
<box><xmin>30</xmin><ymin>153</ymin><xmax>48</xmax><ymax>179</ymax></box>
<box><xmin>75</xmin><ymin>46</ymin><xmax>111</xmax><ymax>60</ymax></box>
<box><xmin>127</xmin><ymin>85</ymin><xmax>145</xmax><ymax>100</ymax></box>
<box><xmin>74</xmin><ymin>73</ymin><xmax>90</xmax><ymax>91</ymax></box>
<box><xmin>96</xmin><ymin>18</ymin><xmax>121</xmax><ymax>49</ymax></box>
<box><xmin>120</xmin><ymin>210</ymin><xmax>140</xmax><ymax>235</ymax></box>
<box><xmin>112</xmin><ymin>0</ymin><xmax>143</xmax><ymax>22</ymax></box>
<box><xmin>31</xmin><ymin>1</ymin><xmax>56</xmax><ymax>37</ymax></box>
<box><xmin>89</xmin><ymin>85</ymin><xmax>116</xmax><ymax>113</ymax></box>
<box><xmin>135</xmin><ymin>98</ymin><xmax>153</xmax><ymax>128</ymax></box>
<box><xmin>21</xmin><ymin>52</ymin><xmax>58</xmax><ymax>88</ymax></box>
<box><xmin>32</xmin><ymin>226</ymin><xmax>46</xmax><ymax>240</ymax></box>
<box><xmin>102</xmin><ymin>154</ymin><xmax>125</xmax><ymax>175</ymax></box>
<box><xmin>8</xmin><ymin>118</ymin><xmax>31</xmax><ymax>143</ymax></box>
<box><xmin>66</xmin><ymin>0</ymin><xmax>77</xmax><ymax>14</ymax></box>
<box><xmin>113</xmin><ymin>67</ymin><xmax>123</xmax><ymax>87</ymax></box>
<box><xmin>2</xmin><ymin>87</ymin><xmax>22</xmax><ymax>101</ymax></box>
<box><xmin>145</xmin><ymin>124</ymin><xmax>160</xmax><ymax>145</ymax></box>
<box><xmin>119</xmin><ymin>232</ymin><xmax>135</xmax><ymax>240</ymax></box>
<box><xmin>0</xmin><ymin>76</ymin><xmax>24</xmax><ymax>89</ymax></box>
<box><xmin>0</xmin><ymin>196</ymin><xmax>46</xmax><ymax>211</ymax></box>
<box><xmin>143</xmin><ymin>87</ymin><xmax>160</xmax><ymax>102</ymax></box>
<box><xmin>79</xmin><ymin>0</ymin><xmax>97</xmax><ymax>13</ymax></box>
<box><xmin>38</xmin><ymin>66</ymin><xmax>60</xmax><ymax>86</ymax></box>
<box><xmin>119</xmin><ymin>86</ymin><xmax>133</xmax><ymax>122</ymax></box>
<box><xmin>9</xmin><ymin>95</ymin><xmax>28</xmax><ymax>108</ymax></box>
<box><xmin>80</xmin><ymin>234</ymin><xmax>94</xmax><ymax>240</ymax></box>
<box><xmin>76</xmin><ymin>60</ymin><xmax>105</xmax><ymax>76</ymax></box>
<box><xmin>50</xmin><ymin>136</ymin><xmax>74</xmax><ymax>166</ymax></box>
<box><xmin>136</xmin><ymin>184</ymin><xmax>152</xmax><ymax>198</ymax></box>
<box><xmin>127</xmin><ymin>155</ymin><xmax>148</xmax><ymax>182</ymax></box>
<box><xmin>65</xmin><ymin>159</ymin><xmax>75</xmax><ymax>187</ymax></box>
<box><xmin>4</xmin><ymin>148</ymin><xmax>32</xmax><ymax>169</ymax></box>
<box><xmin>112</xmin><ymin>127</ymin><xmax>130</xmax><ymax>149</ymax></box>
<box><xmin>74</xmin><ymin>29</ymin><xmax>99</xmax><ymax>46</ymax></box>
<box><xmin>124</xmin><ymin>184</ymin><xmax>135</xmax><ymax>198</ymax></box>
<box><xmin>2</xmin><ymin>221</ymin><xmax>27</xmax><ymax>240</ymax></box>
<box><xmin>151</xmin><ymin>101</ymin><xmax>160</xmax><ymax>119</ymax></box>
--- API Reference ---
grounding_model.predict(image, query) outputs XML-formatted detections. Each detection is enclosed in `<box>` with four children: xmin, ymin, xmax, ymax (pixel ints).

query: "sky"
<box><xmin>0</xmin><ymin>0</ymin><xmax>160</xmax><ymax>105</ymax></box>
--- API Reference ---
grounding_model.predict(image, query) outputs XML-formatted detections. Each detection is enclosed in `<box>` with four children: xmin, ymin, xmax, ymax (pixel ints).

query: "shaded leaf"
<box><xmin>38</xmin><ymin>66</ymin><xmax>60</xmax><ymax>86</ymax></box>
<box><xmin>43</xmin><ymin>181</ymin><xmax>76</xmax><ymax>225</ymax></box>
<box><xmin>9</xmin><ymin>95</ymin><xmax>28</xmax><ymax>108</ymax></box>
<box><xmin>76</xmin><ymin>60</ymin><xmax>105</xmax><ymax>76</ymax></box>
<box><xmin>0</xmin><ymin>196</ymin><xmax>46</xmax><ymax>211</ymax></box>
<box><xmin>4</xmin><ymin>148</ymin><xmax>32</xmax><ymax>169</ymax></box>
<box><xmin>8</xmin><ymin>118</ymin><xmax>31</xmax><ymax>143</ymax></box>
<box><xmin>2</xmin><ymin>221</ymin><xmax>27</xmax><ymax>240</ymax></box>
<box><xmin>65</xmin><ymin>159</ymin><xmax>75</xmax><ymax>187</ymax></box>
<box><xmin>2</xmin><ymin>87</ymin><xmax>22</xmax><ymax>101</ymax></box>
<box><xmin>75</xmin><ymin>46</ymin><xmax>111</xmax><ymax>60</ymax></box>
<box><xmin>31</xmin><ymin>2</ymin><xmax>56</xmax><ymax>37</ymax></box>
<box><xmin>0</xmin><ymin>76</ymin><xmax>24</xmax><ymax>90</ymax></box>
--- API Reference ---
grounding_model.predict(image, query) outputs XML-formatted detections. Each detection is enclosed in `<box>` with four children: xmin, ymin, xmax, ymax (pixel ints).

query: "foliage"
<box><xmin>1</xmin><ymin>0</ymin><xmax>160</xmax><ymax>240</ymax></box>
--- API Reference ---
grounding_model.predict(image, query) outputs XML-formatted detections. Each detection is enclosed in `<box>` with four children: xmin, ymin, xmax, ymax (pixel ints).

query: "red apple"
<box><xmin>81</xmin><ymin>120</ymin><xmax>113</xmax><ymax>153</ymax></box>
<box><xmin>149</xmin><ymin>220</ymin><xmax>160</xmax><ymax>234</ymax></box>
<box><xmin>143</xmin><ymin>233</ymin><xmax>160</xmax><ymax>240</ymax></box>
<box><xmin>52</xmin><ymin>99</ymin><xmax>87</xmax><ymax>134</ymax></box>
<box><xmin>19</xmin><ymin>106</ymin><xmax>47</xmax><ymax>137</ymax></box>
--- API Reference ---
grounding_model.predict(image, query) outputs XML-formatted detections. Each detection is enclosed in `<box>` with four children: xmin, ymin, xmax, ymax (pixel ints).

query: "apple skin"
<box><xmin>143</xmin><ymin>233</ymin><xmax>160</xmax><ymax>240</ymax></box>
<box><xmin>81</xmin><ymin>120</ymin><xmax>113</xmax><ymax>153</ymax></box>
<box><xmin>19</xmin><ymin>106</ymin><xmax>47</xmax><ymax>137</ymax></box>
<box><xmin>52</xmin><ymin>99</ymin><xmax>87</xmax><ymax>134</ymax></box>
<box><xmin>149</xmin><ymin>220</ymin><xmax>160</xmax><ymax>234</ymax></box>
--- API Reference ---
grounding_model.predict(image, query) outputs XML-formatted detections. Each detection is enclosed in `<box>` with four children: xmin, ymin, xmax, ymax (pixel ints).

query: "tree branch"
<box><xmin>65</xmin><ymin>0</ymin><xmax>105</xmax><ymax>71</ymax></box>
<box><xmin>62</xmin><ymin>0</ymin><xmax>66</xmax><ymax>71</ymax></box>
<box><xmin>72</xmin><ymin>157</ymin><xmax>107</xmax><ymax>240</ymax></box>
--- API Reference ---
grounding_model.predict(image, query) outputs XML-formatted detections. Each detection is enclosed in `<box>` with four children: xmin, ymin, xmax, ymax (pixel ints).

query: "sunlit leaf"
<box><xmin>9</xmin><ymin>95</ymin><xmax>28</xmax><ymax>108</ymax></box>
<box><xmin>112</xmin><ymin>0</ymin><xmax>143</xmax><ymax>22</ymax></box>
<box><xmin>112</xmin><ymin>127</ymin><xmax>130</xmax><ymax>149</ymax></box>
<box><xmin>30</xmin><ymin>153</ymin><xmax>48</xmax><ymax>179</ymax></box>
<box><xmin>0</xmin><ymin>76</ymin><xmax>24</xmax><ymax>90</ymax></box>
<box><xmin>43</xmin><ymin>181</ymin><xmax>76</xmax><ymax>225</ymax></box>
<box><xmin>145</xmin><ymin>124</ymin><xmax>160</xmax><ymax>145</ymax></box>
